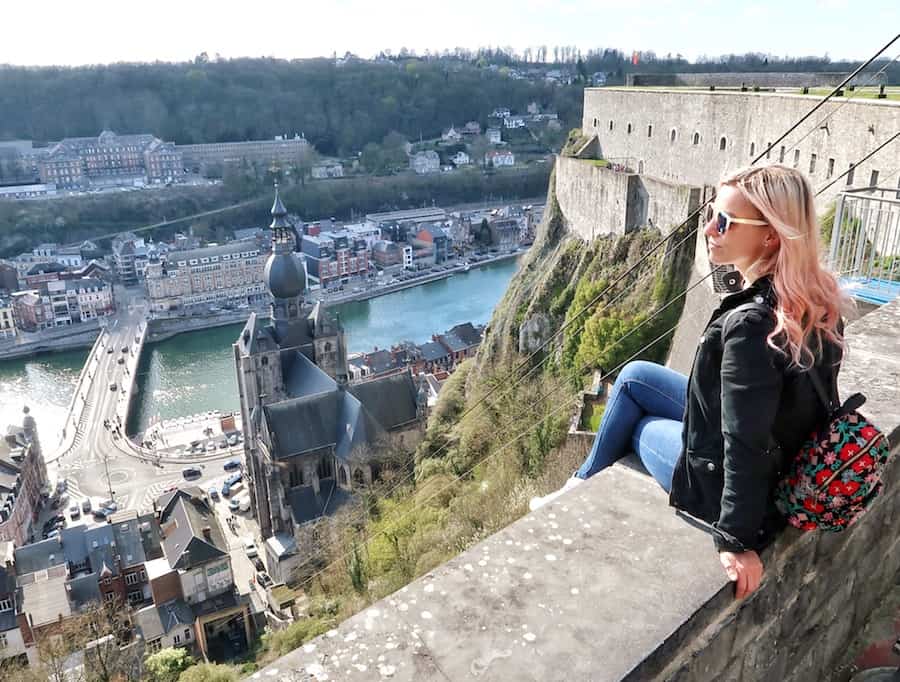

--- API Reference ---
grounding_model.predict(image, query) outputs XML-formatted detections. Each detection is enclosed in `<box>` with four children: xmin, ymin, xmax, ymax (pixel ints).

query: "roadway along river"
<box><xmin>0</xmin><ymin>256</ymin><xmax>520</xmax><ymax>445</ymax></box>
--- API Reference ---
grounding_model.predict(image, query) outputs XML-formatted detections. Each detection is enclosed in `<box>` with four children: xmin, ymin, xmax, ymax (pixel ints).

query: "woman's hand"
<box><xmin>719</xmin><ymin>550</ymin><xmax>764</xmax><ymax>599</ymax></box>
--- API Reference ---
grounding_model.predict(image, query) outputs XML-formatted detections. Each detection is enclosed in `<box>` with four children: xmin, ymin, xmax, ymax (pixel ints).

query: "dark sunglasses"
<box><xmin>714</xmin><ymin>209</ymin><xmax>768</xmax><ymax>235</ymax></box>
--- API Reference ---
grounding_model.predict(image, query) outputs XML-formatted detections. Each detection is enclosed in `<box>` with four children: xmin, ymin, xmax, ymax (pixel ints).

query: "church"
<box><xmin>233</xmin><ymin>188</ymin><xmax>426</xmax><ymax>584</ymax></box>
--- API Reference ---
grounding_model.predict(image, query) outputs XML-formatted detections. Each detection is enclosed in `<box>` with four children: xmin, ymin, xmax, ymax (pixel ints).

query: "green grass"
<box><xmin>588</xmin><ymin>159</ymin><xmax>610</xmax><ymax>168</ymax></box>
<box><xmin>579</xmin><ymin>401</ymin><xmax>605</xmax><ymax>432</ymax></box>
<box><xmin>804</xmin><ymin>87</ymin><xmax>900</xmax><ymax>101</ymax></box>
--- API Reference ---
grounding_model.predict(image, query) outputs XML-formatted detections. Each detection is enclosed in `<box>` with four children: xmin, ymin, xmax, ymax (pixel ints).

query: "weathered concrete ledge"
<box><xmin>255</xmin><ymin>298</ymin><xmax>900</xmax><ymax>682</ymax></box>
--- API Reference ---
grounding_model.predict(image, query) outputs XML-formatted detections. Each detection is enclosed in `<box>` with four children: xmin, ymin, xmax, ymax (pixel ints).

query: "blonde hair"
<box><xmin>720</xmin><ymin>164</ymin><xmax>848</xmax><ymax>368</ymax></box>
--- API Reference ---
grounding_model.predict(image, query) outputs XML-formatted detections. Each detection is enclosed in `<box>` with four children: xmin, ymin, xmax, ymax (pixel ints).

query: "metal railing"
<box><xmin>829</xmin><ymin>187</ymin><xmax>900</xmax><ymax>305</ymax></box>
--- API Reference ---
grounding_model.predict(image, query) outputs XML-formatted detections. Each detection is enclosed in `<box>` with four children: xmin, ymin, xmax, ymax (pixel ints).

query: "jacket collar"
<box><xmin>721</xmin><ymin>273</ymin><xmax>776</xmax><ymax>309</ymax></box>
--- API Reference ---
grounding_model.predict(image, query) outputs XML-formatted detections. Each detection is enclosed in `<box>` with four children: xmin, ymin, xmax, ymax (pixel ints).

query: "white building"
<box><xmin>485</xmin><ymin>150</ymin><xmax>515</xmax><ymax>167</ymax></box>
<box><xmin>486</xmin><ymin>128</ymin><xmax>502</xmax><ymax>145</ymax></box>
<box><xmin>504</xmin><ymin>116</ymin><xmax>527</xmax><ymax>129</ymax></box>
<box><xmin>410</xmin><ymin>151</ymin><xmax>440</xmax><ymax>175</ymax></box>
<box><xmin>452</xmin><ymin>151</ymin><xmax>470</xmax><ymax>166</ymax></box>
<box><xmin>441</xmin><ymin>126</ymin><xmax>461</xmax><ymax>142</ymax></box>
<box><xmin>311</xmin><ymin>162</ymin><xmax>344</xmax><ymax>179</ymax></box>
<box><xmin>345</xmin><ymin>222</ymin><xmax>382</xmax><ymax>250</ymax></box>
<box><xmin>0</xmin><ymin>299</ymin><xmax>15</xmax><ymax>339</ymax></box>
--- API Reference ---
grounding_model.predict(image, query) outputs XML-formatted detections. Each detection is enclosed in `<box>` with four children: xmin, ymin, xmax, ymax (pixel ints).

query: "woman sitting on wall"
<box><xmin>530</xmin><ymin>165</ymin><xmax>848</xmax><ymax>599</ymax></box>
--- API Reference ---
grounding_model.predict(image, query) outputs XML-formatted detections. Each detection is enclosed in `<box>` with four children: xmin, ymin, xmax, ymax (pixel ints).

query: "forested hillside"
<box><xmin>0</xmin><ymin>58</ymin><xmax>582</xmax><ymax>155</ymax></box>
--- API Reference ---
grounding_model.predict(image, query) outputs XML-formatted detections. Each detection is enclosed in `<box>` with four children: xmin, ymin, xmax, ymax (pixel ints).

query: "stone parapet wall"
<box><xmin>626</xmin><ymin>72</ymin><xmax>887</xmax><ymax>88</ymax></box>
<box><xmin>583</xmin><ymin>88</ymin><xmax>900</xmax><ymax>207</ymax></box>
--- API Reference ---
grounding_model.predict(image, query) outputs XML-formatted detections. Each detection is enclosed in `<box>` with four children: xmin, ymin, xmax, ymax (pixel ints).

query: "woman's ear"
<box><xmin>764</xmin><ymin>229</ymin><xmax>780</xmax><ymax>248</ymax></box>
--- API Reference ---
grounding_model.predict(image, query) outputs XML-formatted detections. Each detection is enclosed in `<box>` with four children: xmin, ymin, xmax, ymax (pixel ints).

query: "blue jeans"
<box><xmin>576</xmin><ymin>361</ymin><xmax>686</xmax><ymax>492</ymax></box>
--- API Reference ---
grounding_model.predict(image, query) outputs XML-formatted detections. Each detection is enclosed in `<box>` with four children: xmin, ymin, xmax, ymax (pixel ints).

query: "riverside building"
<box><xmin>145</xmin><ymin>241</ymin><xmax>267</xmax><ymax>314</ymax></box>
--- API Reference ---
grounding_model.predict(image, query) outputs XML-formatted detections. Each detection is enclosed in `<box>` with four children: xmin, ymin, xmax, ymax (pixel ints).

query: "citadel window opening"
<box><xmin>793</xmin><ymin>149</ymin><xmax>800</xmax><ymax>167</ymax></box>
<box><xmin>809</xmin><ymin>154</ymin><xmax>817</xmax><ymax>174</ymax></box>
<box><xmin>609</xmin><ymin>120</ymin><xmax>614</xmax><ymax>132</ymax></box>
<box><xmin>846</xmin><ymin>164</ymin><xmax>855</xmax><ymax>186</ymax></box>
<box><xmin>719</xmin><ymin>137</ymin><xmax>727</xmax><ymax>151</ymax></box>
<box><xmin>627</xmin><ymin>123</ymin><xmax>633</xmax><ymax>134</ymax></box>
<box><xmin>647</xmin><ymin>124</ymin><xmax>653</xmax><ymax>138</ymax></box>
<box><xmin>670</xmin><ymin>129</ymin><xmax>677</xmax><ymax>143</ymax></box>
<box><xmin>870</xmin><ymin>170</ymin><xmax>879</xmax><ymax>188</ymax></box>
<box><xmin>779</xmin><ymin>146</ymin><xmax>786</xmax><ymax>162</ymax></box>
<box><xmin>827</xmin><ymin>158</ymin><xmax>835</xmax><ymax>178</ymax></box>
<box><xmin>692</xmin><ymin>132</ymin><xmax>700</xmax><ymax>146</ymax></box>
<box><xmin>749</xmin><ymin>143</ymin><xmax>755</xmax><ymax>157</ymax></box>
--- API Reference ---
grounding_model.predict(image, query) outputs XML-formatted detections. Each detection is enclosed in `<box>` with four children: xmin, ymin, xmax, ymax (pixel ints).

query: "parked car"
<box><xmin>256</xmin><ymin>571</ymin><xmax>273</xmax><ymax>588</ymax></box>
<box><xmin>117</xmin><ymin>357</ymin><xmax>125</xmax><ymax>365</ymax></box>
<box><xmin>225</xmin><ymin>472</ymin><xmax>242</xmax><ymax>486</ymax></box>
<box><xmin>121</xmin><ymin>346</ymin><xmax>128</xmax><ymax>353</ymax></box>
<box><xmin>238</xmin><ymin>496</ymin><xmax>251</xmax><ymax>513</ymax></box>
<box><xmin>182</xmin><ymin>467</ymin><xmax>202</xmax><ymax>479</ymax></box>
<box><xmin>69</xmin><ymin>505</ymin><xmax>81</xmax><ymax>521</ymax></box>
<box><xmin>46</xmin><ymin>529</ymin><xmax>60</xmax><ymax>540</ymax></box>
<box><xmin>244</xmin><ymin>538</ymin><xmax>258</xmax><ymax>558</ymax></box>
<box><xmin>205</xmin><ymin>442</ymin><xmax>216</xmax><ymax>452</ymax></box>
<box><xmin>109</xmin><ymin>383</ymin><xmax>117</xmax><ymax>392</ymax></box>
<box><xmin>93</xmin><ymin>508</ymin><xmax>112</xmax><ymax>520</ymax></box>
<box><xmin>251</xmin><ymin>557</ymin><xmax>265</xmax><ymax>572</ymax></box>
<box><xmin>107</xmin><ymin>347</ymin><xmax>114</xmax><ymax>354</ymax></box>
<box><xmin>82</xmin><ymin>498</ymin><xmax>92</xmax><ymax>513</ymax></box>
<box><xmin>227</xmin><ymin>434</ymin><xmax>239</xmax><ymax>446</ymax></box>
<box><xmin>100</xmin><ymin>499</ymin><xmax>117</xmax><ymax>512</ymax></box>
<box><xmin>223</xmin><ymin>459</ymin><xmax>241</xmax><ymax>471</ymax></box>
<box><xmin>228</xmin><ymin>497</ymin><xmax>240</xmax><ymax>511</ymax></box>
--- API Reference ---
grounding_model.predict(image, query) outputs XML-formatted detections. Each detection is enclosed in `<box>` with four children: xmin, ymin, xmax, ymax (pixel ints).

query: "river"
<box><xmin>0</xmin><ymin>256</ymin><xmax>520</xmax><ymax>444</ymax></box>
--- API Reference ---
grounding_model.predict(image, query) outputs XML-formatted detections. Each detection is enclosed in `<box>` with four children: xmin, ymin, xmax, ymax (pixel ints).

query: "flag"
<box><xmin>632</xmin><ymin>51</ymin><xmax>639</xmax><ymax>66</ymax></box>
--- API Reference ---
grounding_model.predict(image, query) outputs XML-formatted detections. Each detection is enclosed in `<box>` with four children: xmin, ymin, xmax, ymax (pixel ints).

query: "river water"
<box><xmin>0</xmin><ymin>257</ymin><xmax>520</xmax><ymax>444</ymax></box>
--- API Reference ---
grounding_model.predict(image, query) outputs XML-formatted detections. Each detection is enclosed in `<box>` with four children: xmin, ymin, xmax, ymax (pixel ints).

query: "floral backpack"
<box><xmin>775</xmin><ymin>367</ymin><xmax>891</xmax><ymax>532</ymax></box>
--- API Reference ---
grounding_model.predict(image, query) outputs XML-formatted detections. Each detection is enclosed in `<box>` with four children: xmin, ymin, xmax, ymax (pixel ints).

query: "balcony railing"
<box><xmin>829</xmin><ymin>187</ymin><xmax>900</xmax><ymax>305</ymax></box>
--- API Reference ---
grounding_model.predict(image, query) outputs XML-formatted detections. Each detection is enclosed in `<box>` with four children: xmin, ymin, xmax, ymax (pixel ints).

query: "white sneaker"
<box><xmin>529</xmin><ymin>476</ymin><xmax>584</xmax><ymax>511</ymax></box>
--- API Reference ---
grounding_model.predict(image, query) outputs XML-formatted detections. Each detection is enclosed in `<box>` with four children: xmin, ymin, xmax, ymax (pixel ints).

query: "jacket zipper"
<box><xmin>818</xmin><ymin>437</ymin><xmax>880</xmax><ymax>492</ymax></box>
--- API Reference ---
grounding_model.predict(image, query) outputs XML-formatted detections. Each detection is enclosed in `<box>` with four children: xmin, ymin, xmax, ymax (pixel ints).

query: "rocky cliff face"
<box><xmin>473</xmin><ymin>161</ymin><xmax>696</xmax><ymax>386</ymax></box>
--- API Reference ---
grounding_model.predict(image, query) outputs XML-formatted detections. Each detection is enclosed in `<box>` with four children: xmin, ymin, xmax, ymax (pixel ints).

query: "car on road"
<box><xmin>121</xmin><ymin>346</ymin><xmax>128</xmax><ymax>353</ymax></box>
<box><xmin>228</xmin><ymin>497</ymin><xmax>241</xmax><ymax>511</ymax></box>
<box><xmin>107</xmin><ymin>347</ymin><xmax>114</xmax><ymax>354</ymax></box>
<box><xmin>227</xmin><ymin>434</ymin><xmax>239</xmax><ymax>446</ymax></box>
<box><xmin>221</xmin><ymin>483</ymin><xmax>231</xmax><ymax>497</ymax></box>
<box><xmin>256</xmin><ymin>571</ymin><xmax>273</xmax><ymax>588</ymax></box>
<box><xmin>208</xmin><ymin>487</ymin><xmax>219</xmax><ymax>501</ymax></box>
<box><xmin>93</xmin><ymin>508</ymin><xmax>112</xmax><ymax>520</ymax></box>
<box><xmin>117</xmin><ymin>357</ymin><xmax>125</xmax><ymax>365</ymax></box>
<box><xmin>251</xmin><ymin>557</ymin><xmax>265</xmax><ymax>572</ymax></box>
<box><xmin>182</xmin><ymin>467</ymin><xmax>202</xmax><ymax>479</ymax></box>
<box><xmin>109</xmin><ymin>383</ymin><xmax>117</xmax><ymax>392</ymax></box>
<box><xmin>223</xmin><ymin>459</ymin><xmax>241</xmax><ymax>471</ymax></box>
<box><xmin>218</xmin><ymin>440</ymin><xmax>228</xmax><ymax>449</ymax></box>
<box><xmin>82</xmin><ymin>498</ymin><xmax>92</xmax><ymax>513</ymax></box>
<box><xmin>244</xmin><ymin>538</ymin><xmax>258</xmax><ymax>558</ymax></box>
<box><xmin>205</xmin><ymin>442</ymin><xmax>216</xmax><ymax>452</ymax></box>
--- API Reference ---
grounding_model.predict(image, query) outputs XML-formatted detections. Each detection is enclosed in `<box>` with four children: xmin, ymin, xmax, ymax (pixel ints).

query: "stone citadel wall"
<box><xmin>582</xmin><ymin>88</ymin><xmax>900</xmax><ymax>208</ymax></box>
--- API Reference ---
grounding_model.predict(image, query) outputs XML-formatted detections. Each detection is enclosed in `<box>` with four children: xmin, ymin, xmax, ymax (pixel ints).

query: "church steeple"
<box><xmin>263</xmin><ymin>184</ymin><xmax>307</xmax><ymax>338</ymax></box>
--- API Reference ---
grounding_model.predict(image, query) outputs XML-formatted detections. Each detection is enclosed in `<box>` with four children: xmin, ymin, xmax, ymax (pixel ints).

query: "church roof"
<box><xmin>348</xmin><ymin>371</ymin><xmax>419</xmax><ymax>431</ymax></box>
<box><xmin>263</xmin><ymin>391</ymin><xmax>342</xmax><ymax>459</ymax></box>
<box><xmin>286</xmin><ymin>479</ymin><xmax>354</xmax><ymax>526</ymax></box>
<box><xmin>283</xmin><ymin>350</ymin><xmax>338</xmax><ymax>398</ymax></box>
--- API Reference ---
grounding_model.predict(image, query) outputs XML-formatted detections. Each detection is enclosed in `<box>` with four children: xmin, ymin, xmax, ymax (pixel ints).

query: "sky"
<box><xmin>1</xmin><ymin>0</ymin><xmax>895</xmax><ymax>67</ymax></box>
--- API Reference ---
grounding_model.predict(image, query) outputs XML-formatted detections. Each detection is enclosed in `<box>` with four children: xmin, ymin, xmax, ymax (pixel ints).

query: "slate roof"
<box><xmin>283</xmin><ymin>350</ymin><xmax>337</xmax><ymax>398</ymax></box>
<box><xmin>135</xmin><ymin>599</ymin><xmax>194</xmax><ymax>641</ymax></box>
<box><xmin>14</xmin><ymin>538</ymin><xmax>67</xmax><ymax>575</ymax></box>
<box><xmin>67</xmin><ymin>572</ymin><xmax>101</xmax><ymax>609</ymax></box>
<box><xmin>160</xmin><ymin>496</ymin><xmax>227</xmax><ymax>571</ymax></box>
<box><xmin>348</xmin><ymin>371</ymin><xmax>419</xmax><ymax>431</ymax></box>
<box><xmin>419</xmin><ymin>341</ymin><xmax>450</xmax><ymax>362</ymax></box>
<box><xmin>365</xmin><ymin>349</ymin><xmax>397</xmax><ymax>374</ymax></box>
<box><xmin>111</xmin><ymin>515</ymin><xmax>147</xmax><ymax>567</ymax></box>
<box><xmin>25</xmin><ymin>261</ymin><xmax>68</xmax><ymax>276</ymax></box>
<box><xmin>447</xmin><ymin>322</ymin><xmax>482</xmax><ymax>347</ymax></box>
<box><xmin>85</xmin><ymin>525</ymin><xmax>117</xmax><ymax>577</ymax></box>
<box><xmin>286</xmin><ymin>479</ymin><xmax>354</xmax><ymax>526</ymax></box>
<box><xmin>437</xmin><ymin>332</ymin><xmax>468</xmax><ymax>353</ymax></box>
<box><xmin>263</xmin><ymin>391</ymin><xmax>341</xmax><ymax>459</ymax></box>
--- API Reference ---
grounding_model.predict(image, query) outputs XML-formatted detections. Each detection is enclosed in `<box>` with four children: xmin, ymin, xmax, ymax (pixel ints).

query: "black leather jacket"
<box><xmin>668</xmin><ymin>275</ymin><xmax>842</xmax><ymax>553</ymax></box>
